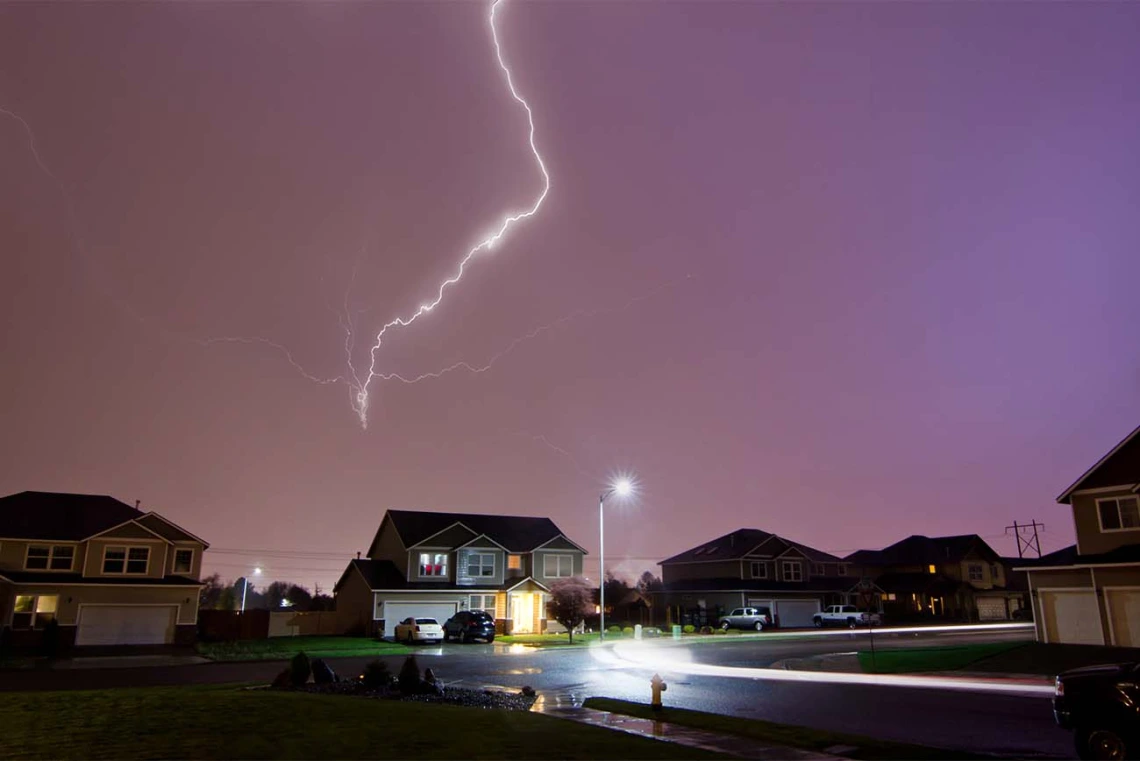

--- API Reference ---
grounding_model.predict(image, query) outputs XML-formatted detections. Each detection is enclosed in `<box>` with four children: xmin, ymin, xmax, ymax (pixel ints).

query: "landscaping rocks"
<box><xmin>281</xmin><ymin>680</ymin><xmax>536</xmax><ymax>710</ymax></box>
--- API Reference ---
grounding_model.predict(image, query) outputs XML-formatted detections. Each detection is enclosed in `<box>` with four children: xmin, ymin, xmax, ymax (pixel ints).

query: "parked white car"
<box><xmin>394</xmin><ymin>617</ymin><xmax>444</xmax><ymax>644</ymax></box>
<box><xmin>812</xmin><ymin>605</ymin><xmax>882</xmax><ymax>629</ymax></box>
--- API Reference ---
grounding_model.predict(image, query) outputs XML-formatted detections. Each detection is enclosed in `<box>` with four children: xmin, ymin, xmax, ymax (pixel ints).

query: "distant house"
<box><xmin>0</xmin><ymin>491</ymin><xmax>208</xmax><ymax>649</ymax></box>
<box><xmin>655</xmin><ymin>528</ymin><xmax>853</xmax><ymax>628</ymax></box>
<box><xmin>334</xmin><ymin>509</ymin><xmax>587</xmax><ymax>638</ymax></box>
<box><xmin>1015</xmin><ymin>423</ymin><xmax>1140</xmax><ymax>646</ymax></box>
<box><xmin>845</xmin><ymin>534</ymin><xmax>1025</xmax><ymax>622</ymax></box>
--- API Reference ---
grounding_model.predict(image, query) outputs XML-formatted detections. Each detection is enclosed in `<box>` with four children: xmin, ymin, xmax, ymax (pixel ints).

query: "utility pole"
<box><xmin>1005</xmin><ymin>520</ymin><xmax>1044</xmax><ymax>558</ymax></box>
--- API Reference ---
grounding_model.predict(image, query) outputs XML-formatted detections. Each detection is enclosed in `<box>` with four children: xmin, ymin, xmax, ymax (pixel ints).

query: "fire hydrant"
<box><xmin>650</xmin><ymin>673</ymin><xmax>667</xmax><ymax>710</ymax></box>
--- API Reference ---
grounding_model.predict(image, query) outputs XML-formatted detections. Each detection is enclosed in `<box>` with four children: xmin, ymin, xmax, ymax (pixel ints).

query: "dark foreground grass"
<box><xmin>963</xmin><ymin>641</ymin><xmax>1140</xmax><ymax>676</ymax></box>
<box><xmin>583</xmin><ymin>698</ymin><xmax>995</xmax><ymax>761</ymax></box>
<box><xmin>857</xmin><ymin>641</ymin><xmax>1023</xmax><ymax>673</ymax></box>
<box><xmin>197</xmin><ymin>635</ymin><xmax>412</xmax><ymax>661</ymax></box>
<box><xmin>0</xmin><ymin>685</ymin><xmax>722</xmax><ymax>760</ymax></box>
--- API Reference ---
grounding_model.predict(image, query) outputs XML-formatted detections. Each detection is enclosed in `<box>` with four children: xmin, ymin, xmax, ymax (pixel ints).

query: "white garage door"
<box><xmin>381</xmin><ymin>602</ymin><xmax>458</xmax><ymax>638</ymax></box>
<box><xmin>76</xmin><ymin>605</ymin><xmax>176</xmax><ymax>646</ymax></box>
<box><xmin>773</xmin><ymin>600</ymin><xmax>821</xmax><ymax>628</ymax></box>
<box><xmin>977</xmin><ymin>598</ymin><xmax>1008</xmax><ymax>621</ymax></box>
<box><xmin>1107</xmin><ymin>589</ymin><xmax>1140</xmax><ymax>647</ymax></box>
<box><xmin>1040</xmin><ymin>590</ymin><xmax>1103</xmax><ymax>645</ymax></box>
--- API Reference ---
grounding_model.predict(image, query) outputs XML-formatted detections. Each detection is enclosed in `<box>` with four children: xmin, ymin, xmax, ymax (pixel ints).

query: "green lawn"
<box><xmin>583</xmin><ymin>698</ymin><xmax>996</xmax><ymax>761</ymax></box>
<box><xmin>857</xmin><ymin>642</ymin><xmax>1024</xmax><ymax>674</ymax></box>
<box><xmin>0</xmin><ymin>686</ymin><xmax>724</xmax><ymax>760</ymax></box>
<box><xmin>196</xmin><ymin>636</ymin><xmax>412</xmax><ymax>661</ymax></box>
<box><xmin>962</xmin><ymin>641</ymin><xmax>1140</xmax><ymax>676</ymax></box>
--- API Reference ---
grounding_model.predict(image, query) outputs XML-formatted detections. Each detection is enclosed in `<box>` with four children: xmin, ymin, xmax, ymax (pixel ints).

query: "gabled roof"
<box><xmin>660</xmin><ymin>577</ymin><xmax>851</xmax><ymax>593</ymax></box>
<box><xmin>1012</xmin><ymin>543</ymin><xmax>1140</xmax><ymax>570</ymax></box>
<box><xmin>384</xmin><ymin>510</ymin><xmax>580</xmax><ymax>553</ymax></box>
<box><xmin>1057</xmin><ymin>424</ymin><xmax>1140</xmax><ymax>504</ymax></box>
<box><xmin>660</xmin><ymin>528</ymin><xmax>841</xmax><ymax>565</ymax></box>
<box><xmin>0</xmin><ymin>491</ymin><xmax>147</xmax><ymax>541</ymax></box>
<box><xmin>845</xmin><ymin>534</ymin><xmax>1000</xmax><ymax>566</ymax></box>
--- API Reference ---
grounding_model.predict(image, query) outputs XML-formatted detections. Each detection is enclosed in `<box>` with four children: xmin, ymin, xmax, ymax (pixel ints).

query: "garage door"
<box><xmin>976</xmin><ymin>598</ymin><xmax>1008</xmax><ymax>621</ymax></box>
<box><xmin>773</xmin><ymin>600</ymin><xmax>821</xmax><ymax>628</ymax></box>
<box><xmin>1107</xmin><ymin>589</ymin><xmax>1140</xmax><ymax>647</ymax></box>
<box><xmin>381</xmin><ymin>602</ymin><xmax>458</xmax><ymax>638</ymax></box>
<box><xmin>1040</xmin><ymin>590</ymin><xmax>1103</xmax><ymax>645</ymax></box>
<box><xmin>76</xmin><ymin>605</ymin><xmax>176</xmax><ymax>646</ymax></box>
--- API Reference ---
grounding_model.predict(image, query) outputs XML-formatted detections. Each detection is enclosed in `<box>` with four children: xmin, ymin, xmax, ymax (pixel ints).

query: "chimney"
<box><xmin>135</xmin><ymin>499</ymin><xmax>142</xmax><ymax>511</ymax></box>
<box><xmin>356</xmin><ymin>551</ymin><xmax>361</xmax><ymax>560</ymax></box>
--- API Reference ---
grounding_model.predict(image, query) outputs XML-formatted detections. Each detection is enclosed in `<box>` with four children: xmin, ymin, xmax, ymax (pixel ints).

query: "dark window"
<box><xmin>173</xmin><ymin>549</ymin><xmax>193</xmax><ymax>573</ymax></box>
<box><xmin>24</xmin><ymin>546</ymin><xmax>50</xmax><ymax>570</ymax></box>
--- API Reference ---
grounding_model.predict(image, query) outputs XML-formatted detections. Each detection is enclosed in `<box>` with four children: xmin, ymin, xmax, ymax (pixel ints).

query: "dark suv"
<box><xmin>443</xmin><ymin>610</ymin><xmax>496</xmax><ymax>643</ymax></box>
<box><xmin>1054</xmin><ymin>662</ymin><xmax>1140</xmax><ymax>759</ymax></box>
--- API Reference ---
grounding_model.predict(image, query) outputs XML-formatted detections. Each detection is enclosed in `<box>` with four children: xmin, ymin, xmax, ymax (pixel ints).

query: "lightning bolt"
<box><xmin>0</xmin><ymin>106</ymin><xmax>59</xmax><ymax>183</ymax></box>
<box><xmin>351</xmin><ymin>0</ymin><xmax>551</xmax><ymax>427</ymax></box>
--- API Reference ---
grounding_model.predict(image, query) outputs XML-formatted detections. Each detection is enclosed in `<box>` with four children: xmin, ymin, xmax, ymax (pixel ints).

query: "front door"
<box><xmin>511</xmin><ymin>593</ymin><xmax>535</xmax><ymax>633</ymax></box>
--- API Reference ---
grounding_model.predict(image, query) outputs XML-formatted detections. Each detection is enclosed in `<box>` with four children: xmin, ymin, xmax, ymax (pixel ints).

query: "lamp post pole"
<box><xmin>240</xmin><ymin>567</ymin><xmax>261</xmax><ymax>613</ymax></box>
<box><xmin>598</xmin><ymin>479</ymin><xmax>633</xmax><ymax>642</ymax></box>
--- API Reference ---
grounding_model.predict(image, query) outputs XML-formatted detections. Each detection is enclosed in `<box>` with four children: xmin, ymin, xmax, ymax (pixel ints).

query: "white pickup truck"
<box><xmin>812</xmin><ymin>605</ymin><xmax>882</xmax><ymax>629</ymax></box>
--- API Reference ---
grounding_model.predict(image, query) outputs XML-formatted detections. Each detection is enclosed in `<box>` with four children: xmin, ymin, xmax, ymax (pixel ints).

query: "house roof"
<box><xmin>873</xmin><ymin>572</ymin><xmax>969</xmax><ymax>596</ymax></box>
<box><xmin>384</xmin><ymin>510</ymin><xmax>579</xmax><ymax>553</ymax></box>
<box><xmin>0</xmin><ymin>570</ymin><xmax>202</xmax><ymax>586</ymax></box>
<box><xmin>660</xmin><ymin>577</ymin><xmax>851</xmax><ymax>593</ymax></box>
<box><xmin>845</xmin><ymin>534</ymin><xmax>1000</xmax><ymax>566</ymax></box>
<box><xmin>0</xmin><ymin>491</ymin><xmax>147</xmax><ymax>541</ymax></box>
<box><xmin>1012</xmin><ymin>543</ymin><xmax>1140</xmax><ymax>570</ymax></box>
<box><xmin>660</xmin><ymin>528</ymin><xmax>841</xmax><ymax>565</ymax></box>
<box><xmin>1057</xmin><ymin>423</ymin><xmax>1140</xmax><ymax>504</ymax></box>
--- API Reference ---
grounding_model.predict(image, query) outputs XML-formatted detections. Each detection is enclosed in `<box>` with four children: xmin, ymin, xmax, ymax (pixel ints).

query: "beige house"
<box><xmin>334</xmin><ymin>509</ymin><xmax>586</xmax><ymax>638</ymax></box>
<box><xmin>1016</xmin><ymin>423</ymin><xmax>1140</xmax><ymax>646</ymax></box>
<box><xmin>0</xmin><ymin>491</ymin><xmax>208</xmax><ymax>648</ymax></box>
<box><xmin>846</xmin><ymin>534</ymin><xmax>1026</xmax><ymax>622</ymax></box>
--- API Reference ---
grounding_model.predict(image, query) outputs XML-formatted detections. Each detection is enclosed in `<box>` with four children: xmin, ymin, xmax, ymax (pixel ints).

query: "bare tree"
<box><xmin>546</xmin><ymin>576</ymin><xmax>594</xmax><ymax>643</ymax></box>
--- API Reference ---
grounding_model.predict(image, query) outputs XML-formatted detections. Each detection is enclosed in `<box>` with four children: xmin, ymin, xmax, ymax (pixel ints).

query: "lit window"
<box><xmin>173</xmin><ymin>549</ymin><xmax>194</xmax><ymax>574</ymax></box>
<box><xmin>543</xmin><ymin>554</ymin><xmax>573</xmax><ymax>578</ymax></box>
<box><xmin>928</xmin><ymin>564</ymin><xmax>937</xmax><ymax>574</ymax></box>
<box><xmin>419</xmin><ymin>553</ymin><xmax>448</xmax><ymax>577</ymax></box>
<box><xmin>507</xmin><ymin>554</ymin><xmax>522</xmax><ymax>570</ymax></box>
<box><xmin>12</xmin><ymin>595</ymin><xmax>58</xmax><ymax>629</ymax></box>
<box><xmin>1099</xmin><ymin>497</ymin><xmax>1140</xmax><ymax>531</ymax></box>
<box><xmin>467</xmin><ymin>553</ymin><xmax>495</xmax><ymax>577</ymax></box>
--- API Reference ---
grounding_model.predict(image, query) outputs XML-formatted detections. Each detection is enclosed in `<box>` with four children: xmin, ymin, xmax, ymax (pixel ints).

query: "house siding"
<box><xmin>1073</xmin><ymin>489</ymin><xmax>1140</xmax><ymax>555</ymax></box>
<box><xmin>164</xmin><ymin>543</ymin><xmax>205</xmax><ymax>579</ymax></box>
<box><xmin>83</xmin><ymin>538</ymin><xmax>169</xmax><ymax>579</ymax></box>
<box><xmin>416</xmin><ymin>524</ymin><xmax>477</xmax><ymax>550</ymax></box>
<box><xmin>662</xmin><ymin>561</ymin><xmax>740</xmax><ymax>583</ymax></box>
<box><xmin>334</xmin><ymin>569</ymin><xmax>374</xmax><ymax>635</ymax></box>
<box><xmin>369</xmin><ymin>518</ymin><xmax>407</xmax><ymax>564</ymax></box>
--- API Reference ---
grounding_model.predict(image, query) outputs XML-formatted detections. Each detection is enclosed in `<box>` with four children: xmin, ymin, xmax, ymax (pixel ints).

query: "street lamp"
<box><xmin>599</xmin><ymin>477</ymin><xmax>634</xmax><ymax>641</ymax></box>
<box><xmin>241</xmin><ymin>567</ymin><xmax>262</xmax><ymax>613</ymax></box>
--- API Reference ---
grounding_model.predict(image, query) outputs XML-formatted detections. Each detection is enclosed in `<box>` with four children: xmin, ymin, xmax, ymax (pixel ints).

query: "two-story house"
<box><xmin>0</xmin><ymin>491</ymin><xmax>209</xmax><ymax>649</ymax></box>
<box><xmin>655</xmin><ymin>528</ymin><xmax>853</xmax><ymax>628</ymax></box>
<box><xmin>845</xmin><ymin>534</ymin><xmax>1025</xmax><ymax>622</ymax></box>
<box><xmin>334</xmin><ymin>509</ymin><xmax>587</xmax><ymax>638</ymax></box>
<box><xmin>1016</xmin><ymin>423</ymin><xmax>1140</xmax><ymax>646</ymax></box>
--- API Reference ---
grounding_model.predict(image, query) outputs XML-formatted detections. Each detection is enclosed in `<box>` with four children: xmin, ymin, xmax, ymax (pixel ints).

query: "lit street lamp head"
<box><xmin>614</xmin><ymin>478</ymin><xmax>633</xmax><ymax>497</ymax></box>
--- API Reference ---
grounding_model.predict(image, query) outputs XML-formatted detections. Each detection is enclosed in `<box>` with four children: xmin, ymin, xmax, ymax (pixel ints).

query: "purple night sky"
<box><xmin>2</xmin><ymin>1</ymin><xmax>1138</xmax><ymax>593</ymax></box>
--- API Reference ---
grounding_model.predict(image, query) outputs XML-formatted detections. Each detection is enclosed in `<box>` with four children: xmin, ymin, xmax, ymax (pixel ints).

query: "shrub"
<box><xmin>682</xmin><ymin>624</ymin><xmax>696</xmax><ymax>634</ymax></box>
<box><xmin>360</xmin><ymin>659</ymin><xmax>391</xmax><ymax>690</ymax></box>
<box><xmin>271</xmin><ymin>668</ymin><xmax>292</xmax><ymax>690</ymax></box>
<box><xmin>699</xmin><ymin>625</ymin><xmax>714</xmax><ymax>635</ymax></box>
<box><xmin>622</xmin><ymin>627</ymin><xmax>634</xmax><ymax>636</ymax></box>
<box><xmin>607</xmin><ymin>625</ymin><xmax>622</xmax><ymax>634</ymax></box>
<box><xmin>713</xmin><ymin>627</ymin><xmax>728</xmax><ymax>635</ymax></box>
<box><xmin>398</xmin><ymin>654</ymin><xmax>421</xmax><ymax>693</ymax></box>
<box><xmin>290</xmin><ymin>652</ymin><xmax>312</xmax><ymax>687</ymax></box>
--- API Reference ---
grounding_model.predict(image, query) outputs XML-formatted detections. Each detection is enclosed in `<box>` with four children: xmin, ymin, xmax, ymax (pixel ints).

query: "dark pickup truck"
<box><xmin>1054</xmin><ymin>661</ymin><xmax>1140</xmax><ymax>759</ymax></box>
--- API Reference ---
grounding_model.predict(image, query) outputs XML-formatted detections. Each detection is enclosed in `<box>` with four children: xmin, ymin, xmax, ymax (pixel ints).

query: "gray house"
<box><xmin>334</xmin><ymin>509</ymin><xmax>587</xmax><ymax>638</ymax></box>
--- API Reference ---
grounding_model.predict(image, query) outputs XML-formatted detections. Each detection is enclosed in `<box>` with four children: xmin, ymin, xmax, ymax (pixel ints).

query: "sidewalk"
<box><xmin>531</xmin><ymin>692</ymin><xmax>842</xmax><ymax>760</ymax></box>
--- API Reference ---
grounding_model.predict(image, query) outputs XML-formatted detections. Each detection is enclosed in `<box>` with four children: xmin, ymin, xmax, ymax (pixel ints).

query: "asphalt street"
<box><xmin>1</xmin><ymin>627</ymin><xmax>1073</xmax><ymax>758</ymax></box>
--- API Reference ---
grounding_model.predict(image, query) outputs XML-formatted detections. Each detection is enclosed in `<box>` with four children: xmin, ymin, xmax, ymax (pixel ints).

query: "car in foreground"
<box><xmin>719</xmin><ymin>607</ymin><xmax>773</xmax><ymax>631</ymax></box>
<box><xmin>443</xmin><ymin>610</ymin><xmax>496</xmax><ymax>643</ymax></box>
<box><xmin>813</xmin><ymin>605</ymin><xmax>882</xmax><ymax>629</ymax></box>
<box><xmin>1054</xmin><ymin>661</ymin><xmax>1140</xmax><ymax>759</ymax></box>
<box><xmin>394</xmin><ymin>617</ymin><xmax>444</xmax><ymax>644</ymax></box>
